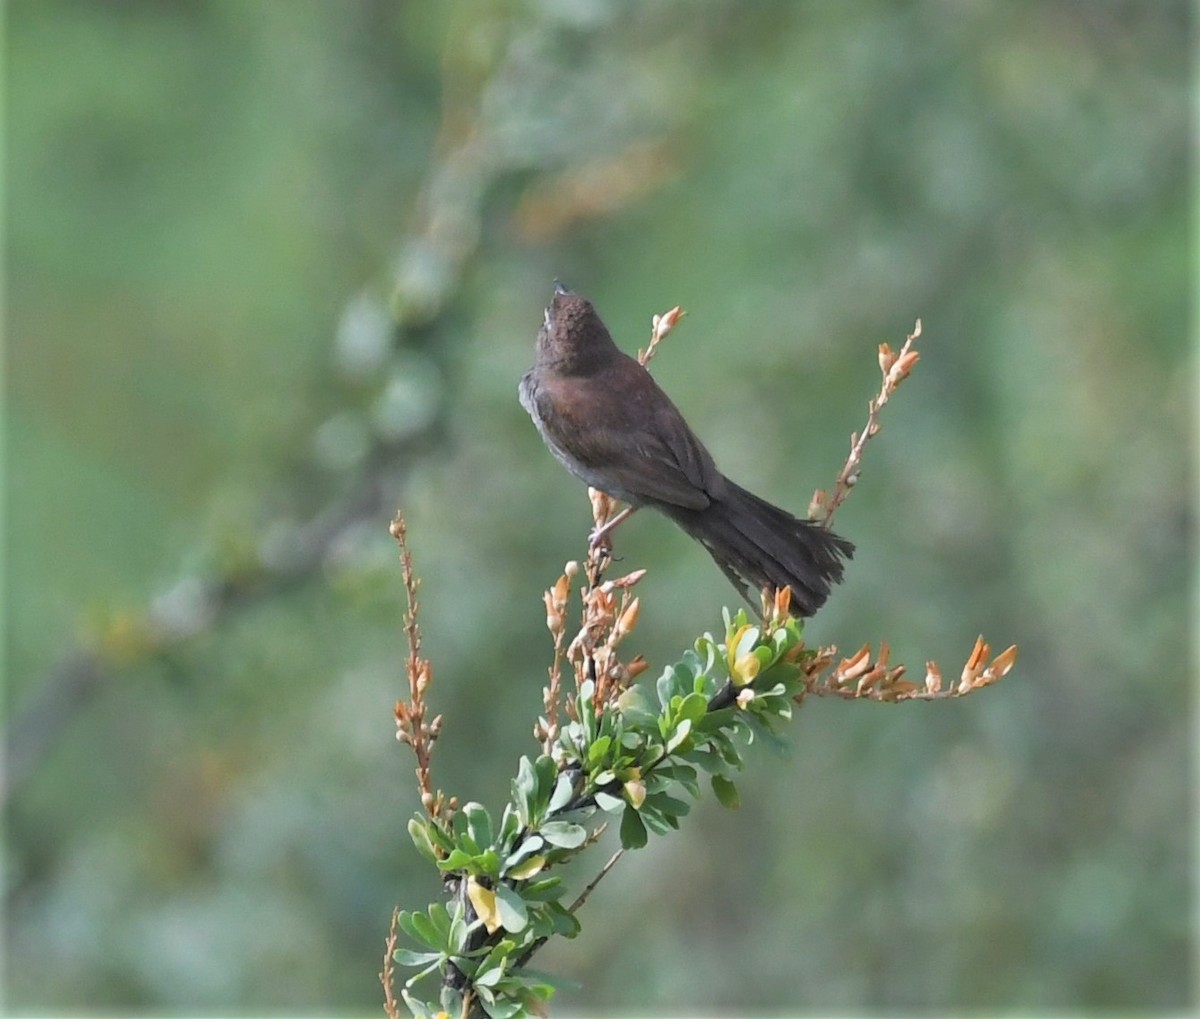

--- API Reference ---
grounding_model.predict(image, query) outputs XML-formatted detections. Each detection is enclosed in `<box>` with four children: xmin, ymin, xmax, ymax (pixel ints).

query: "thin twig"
<box><xmin>390</xmin><ymin>511</ymin><xmax>445</xmax><ymax>818</ymax></box>
<box><xmin>637</xmin><ymin>305</ymin><xmax>685</xmax><ymax>367</ymax></box>
<box><xmin>814</xmin><ymin>319</ymin><xmax>922</xmax><ymax>526</ymax></box>
<box><xmin>380</xmin><ymin>907</ymin><xmax>402</xmax><ymax>1019</ymax></box>
<box><xmin>569</xmin><ymin>848</ymin><xmax>625</xmax><ymax>913</ymax></box>
<box><xmin>394</xmin><ymin>516</ymin><xmax>422</xmax><ymax>683</ymax></box>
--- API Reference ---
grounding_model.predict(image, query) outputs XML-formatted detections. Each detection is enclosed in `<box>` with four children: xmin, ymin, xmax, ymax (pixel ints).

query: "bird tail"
<box><xmin>664</xmin><ymin>480</ymin><xmax>854</xmax><ymax>617</ymax></box>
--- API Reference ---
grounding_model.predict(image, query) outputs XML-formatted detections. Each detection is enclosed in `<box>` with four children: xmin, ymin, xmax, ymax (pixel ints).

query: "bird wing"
<box><xmin>527</xmin><ymin>367</ymin><xmax>725</xmax><ymax>510</ymax></box>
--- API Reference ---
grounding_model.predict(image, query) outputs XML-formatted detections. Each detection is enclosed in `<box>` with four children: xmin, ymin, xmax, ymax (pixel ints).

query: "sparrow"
<box><xmin>518</xmin><ymin>283</ymin><xmax>853</xmax><ymax>617</ymax></box>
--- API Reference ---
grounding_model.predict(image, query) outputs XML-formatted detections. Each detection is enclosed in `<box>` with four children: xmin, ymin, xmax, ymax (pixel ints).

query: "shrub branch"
<box><xmin>382</xmin><ymin>307</ymin><xmax>1016</xmax><ymax>1018</ymax></box>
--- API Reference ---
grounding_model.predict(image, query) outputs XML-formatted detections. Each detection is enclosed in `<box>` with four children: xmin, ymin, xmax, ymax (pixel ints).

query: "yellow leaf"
<box><xmin>733</xmin><ymin>653</ymin><xmax>760</xmax><ymax>685</ymax></box>
<box><xmin>624</xmin><ymin>779</ymin><xmax>646</xmax><ymax>809</ymax></box>
<box><xmin>509</xmin><ymin>855</ymin><xmax>546</xmax><ymax>880</ymax></box>
<box><xmin>466</xmin><ymin>877</ymin><xmax>500</xmax><ymax>934</ymax></box>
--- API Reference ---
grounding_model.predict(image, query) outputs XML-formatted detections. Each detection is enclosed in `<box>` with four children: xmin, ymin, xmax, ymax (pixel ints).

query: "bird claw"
<box><xmin>587</xmin><ymin>506</ymin><xmax>636</xmax><ymax>550</ymax></box>
<box><xmin>588</xmin><ymin>526</ymin><xmax>614</xmax><ymax>551</ymax></box>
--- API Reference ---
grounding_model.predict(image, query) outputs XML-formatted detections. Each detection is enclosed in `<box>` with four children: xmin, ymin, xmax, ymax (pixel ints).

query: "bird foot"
<box><xmin>588</xmin><ymin>506</ymin><xmax>637</xmax><ymax>549</ymax></box>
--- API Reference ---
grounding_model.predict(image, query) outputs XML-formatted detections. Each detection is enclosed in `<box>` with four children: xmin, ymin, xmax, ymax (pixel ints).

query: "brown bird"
<box><xmin>519</xmin><ymin>283</ymin><xmax>853</xmax><ymax>617</ymax></box>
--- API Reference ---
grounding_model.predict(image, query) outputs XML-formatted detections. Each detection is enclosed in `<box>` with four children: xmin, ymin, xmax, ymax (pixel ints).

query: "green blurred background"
<box><xmin>5</xmin><ymin>0</ymin><xmax>1193</xmax><ymax>1013</ymax></box>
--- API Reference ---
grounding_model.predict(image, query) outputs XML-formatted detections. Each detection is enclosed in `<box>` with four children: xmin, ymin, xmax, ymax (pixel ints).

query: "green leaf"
<box><xmin>436</xmin><ymin>984</ymin><xmax>464</xmax><ymax>1017</ymax></box>
<box><xmin>616</xmin><ymin>685</ymin><xmax>657</xmax><ymax>725</ymax></box>
<box><xmin>494</xmin><ymin>883</ymin><xmax>529</xmax><ymax>933</ymax></box>
<box><xmin>657</xmin><ymin>762</ymin><xmax>700</xmax><ymax>796</ymax></box>
<box><xmin>677</xmin><ymin>690</ymin><xmax>709</xmax><ymax>723</ymax></box>
<box><xmin>711</xmin><ymin>773</ymin><xmax>740</xmax><ymax>809</ymax></box>
<box><xmin>462</xmin><ymin>802</ymin><xmax>493</xmax><ymax>851</ymax></box>
<box><xmin>540</xmin><ymin>820</ymin><xmax>588</xmax><ymax>849</ymax></box>
<box><xmin>475</xmin><ymin>964</ymin><xmax>504</xmax><ymax>988</ymax></box>
<box><xmin>594</xmin><ymin>790</ymin><xmax>624</xmax><ymax>813</ymax></box>
<box><xmin>403</xmin><ymin>909</ymin><xmax>442</xmax><ymax>951</ymax></box>
<box><xmin>428</xmin><ymin>901</ymin><xmax>453</xmax><ymax>938</ymax></box>
<box><xmin>655</xmin><ymin>667</ymin><xmax>678</xmax><ymax>709</ymax></box>
<box><xmin>543</xmin><ymin>900</ymin><xmax>582</xmax><ymax>938</ymax></box>
<box><xmin>479</xmin><ymin>996</ymin><xmax>523</xmax><ymax>1019</ymax></box>
<box><xmin>513</xmin><ymin>756</ymin><xmax>537</xmax><ymax>828</ymax></box>
<box><xmin>519</xmin><ymin>876</ymin><xmax>565</xmax><ymax>901</ymax></box>
<box><xmin>436</xmin><ymin>848</ymin><xmax>474</xmax><ymax>872</ymax></box>
<box><xmin>503</xmin><ymin>835</ymin><xmax>544</xmax><ymax>871</ymax></box>
<box><xmin>619</xmin><ymin>805</ymin><xmax>648</xmax><ymax>849</ymax></box>
<box><xmin>666</xmin><ymin>717</ymin><xmax>692</xmax><ymax>753</ymax></box>
<box><xmin>533</xmin><ymin>755</ymin><xmax>558</xmax><ymax>811</ymax></box>
<box><xmin>646</xmin><ymin>792</ymin><xmax>691</xmax><ymax>820</ymax></box>
<box><xmin>753</xmin><ymin>644</ymin><xmax>776</xmax><ymax>671</ymax></box>
<box><xmin>498</xmin><ymin>804</ymin><xmax>520</xmax><ymax>844</ymax></box>
<box><xmin>407</xmin><ymin>818</ymin><xmax>439</xmax><ymax>863</ymax></box>
<box><xmin>694</xmin><ymin>635</ymin><xmax>718</xmax><ymax>674</ymax></box>
<box><xmin>641</xmin><ymin>806</ymin><xmax>678</xmax><ymax>835</ymax></box>
<box><xmin>447</xmin><ymin>911</ymin><xmax>468</xmax><ymax>953</ymax></box>
<box><xmin>392</xmin><ymin>948</ymin><xmax>444</xmax><ymax>968</ymax></box>
<box><xmin>547</xmin><ymin>770</ymin><xmax>577</xmax><ymax>813</ymax></box>
<box><xmin>478</xmin><ymin>939</ymin><xmax>517</xmax><ymax>971</ymax></box>
<box><xmin>477</xmin><ymin>849</ymin><xmax>501</xmax><ymax>877</ymax></box>
<box><xmin>578</xmin><ymin>681</ymin><xmax>597</xmax><ymax>741</ymax></box>
<box><xmin>586</xmin><ymin>734</ymin><xmax>612</xmax><ymax>768</ymax></box>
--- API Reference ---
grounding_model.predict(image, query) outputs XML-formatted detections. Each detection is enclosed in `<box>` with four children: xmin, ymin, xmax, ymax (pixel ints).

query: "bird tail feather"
<box><xmin>665</xmin><ymin>481</ymin><xmax>853</xmax><ymax>617</ymax></box>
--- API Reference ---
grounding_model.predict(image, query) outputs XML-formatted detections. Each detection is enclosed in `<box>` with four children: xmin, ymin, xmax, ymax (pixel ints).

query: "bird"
<box><xmin>518</xmin><ymin>283</ymin><xmax>853</xmax><ymax>617</ymax></box>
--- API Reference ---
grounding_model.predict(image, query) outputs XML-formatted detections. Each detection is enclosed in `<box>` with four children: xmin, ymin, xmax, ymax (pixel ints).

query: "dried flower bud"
<box><xmin>612</xmin><ymin>568</ymin><xmax>647</xmax><ymax>589</ymax></box>
<box><xmin>808</xmin><ymin>489</ymin><xmax>828</xmax><ymax>519</ymax></box>
<box><xmin>988</xmin><ymin>644</ymin><xmax>1019</xmax><ymax>679</ymax></box>
<box><xmin>878</xmin><ymin>342</ymin><xmax>896</xmax><ymax>375</ymax></box>
<box><xmin>394</xmin><ymin>700</ymin><xmax>408</xmax><ymax>723</ymax></box>
<box><xmin>615</xmin><ymin>597</ymin><xmax>641</xmax><ymax>639</ymax></box>
<box><xmin>959</xmin><ymin>635</ymin><xmax>989</xmax><ymax>691</ymax></box>
<box><xmin>625</xmin><ymin>655</ymin><xmax>649</xmax><ymax>680</ymax></box>
<box><xmin>592</xmin><ymin>587</ymin><xmax>616</xmax><ymax>620</ymax></box>
<box><xmin>564</xmin><ymin>560</ymin><xmax>580</xmax><ymax>578</ymax></box>
<box><xmin>544</xmin><ymin>590</ymin><xmax>562</xmax><ymax>632</ymax></box>
<box><xmin>856</xmin><ymin>665</ymin><xmax>887</xmax><ymax>695</ymax></box>
<box><xmin>553</xmin><ymin>573</ymin><xmax>571</xmax><ymax>604</ymax></box>
<box><xmin>888</xmin><ymin>350</ymin><xmax>920</xmax><ymax>386</ymax></box>
<box><xmin>837</xmin><ymin>644</ymin><xmax>873</xmax><ymax>683</ymax></box>
<box><xmin>421</xmin><ymin>791</ymin><xmax>434</xmax><ymax>809</ymax></box>
<box><xmin>924</xmin><ymin>661</ymin><xmax>943</xmax><ymax>694</ymax></box>
<box><xmin>652</xmin><ymin>304</ymin><xmax>686</xmax><ymax>343</ymax></box>
<box><xmin>588</xmin><ymin>487</ymin><xmax>616</xmax><ymax>526</ymax></box>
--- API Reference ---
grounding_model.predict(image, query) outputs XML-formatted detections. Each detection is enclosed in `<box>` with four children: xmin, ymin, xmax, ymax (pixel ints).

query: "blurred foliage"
<box><xmin>4</xmin><ymin>0</ymin><xmax>1192</xmax><ymax>1014</ymax></box>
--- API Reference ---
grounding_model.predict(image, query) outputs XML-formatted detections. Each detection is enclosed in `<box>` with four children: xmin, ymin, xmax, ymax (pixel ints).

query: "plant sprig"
<box><xmin>384</xmin><ymin>307</ymin><xmax>1017</xmax><ymax>1019</ymax></box>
